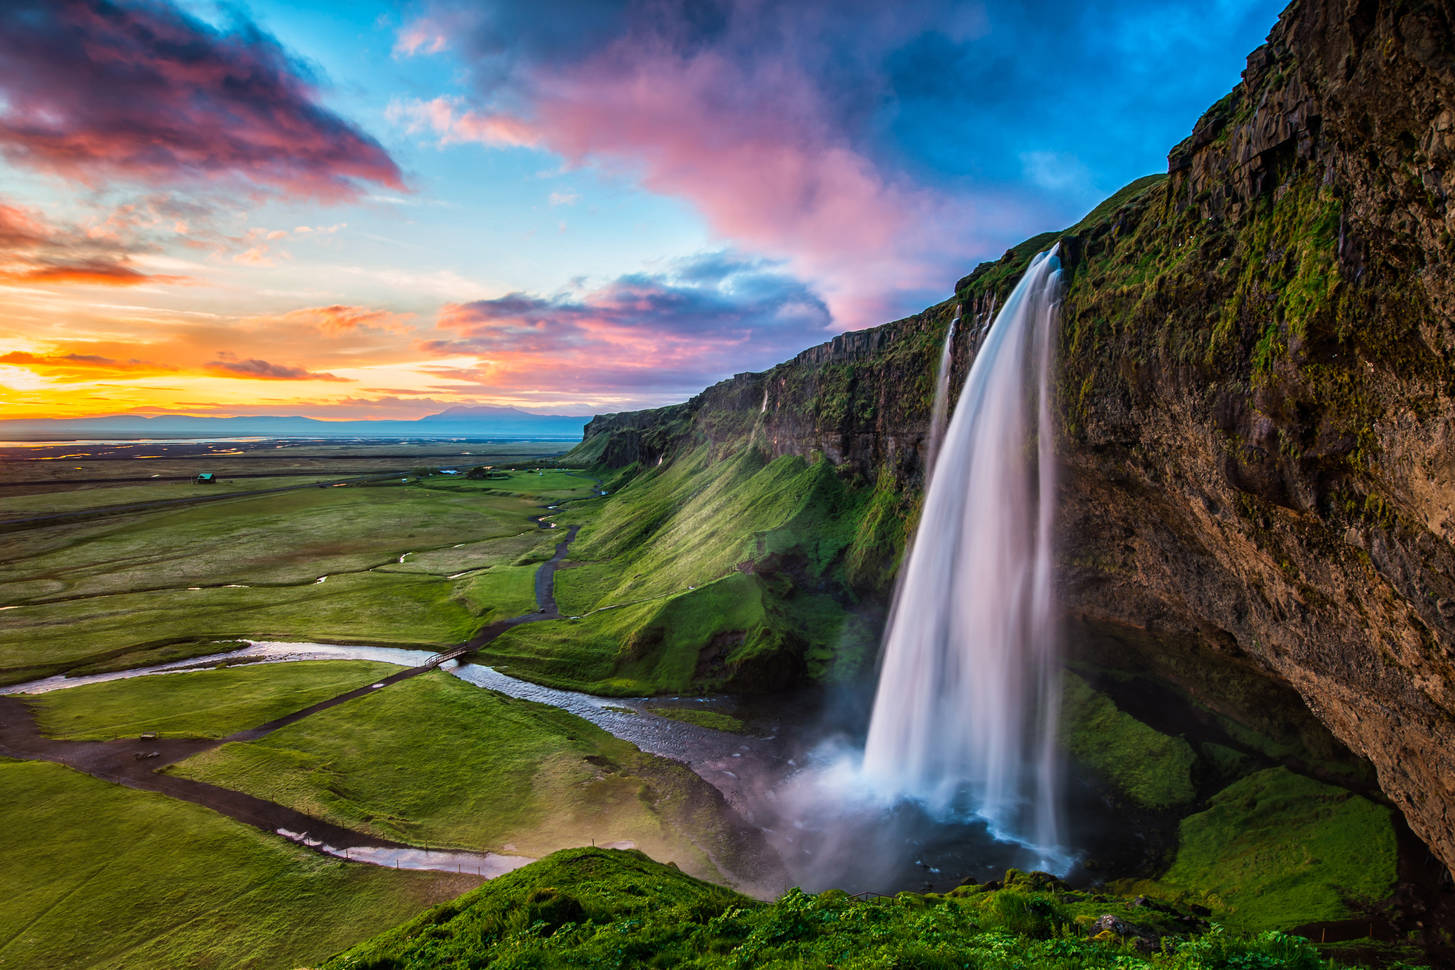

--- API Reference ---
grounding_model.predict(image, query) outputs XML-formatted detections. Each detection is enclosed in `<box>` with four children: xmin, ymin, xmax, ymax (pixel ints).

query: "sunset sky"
<box><xmin>1</xmin><ymin>0</ymin><xmax>1284</xmax><ymax>420</ymax></box>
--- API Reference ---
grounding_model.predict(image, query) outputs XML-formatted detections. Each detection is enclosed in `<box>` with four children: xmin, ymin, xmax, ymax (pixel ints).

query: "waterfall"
<box><xmin>925</xmin><ymin>305</ymin><xmax>959</xmax><ymax>476</ymax></box>
<box><xmin>861</xmin><ymin>247</ymin><xmax>1065</xmax><ymax>865</ymax></box>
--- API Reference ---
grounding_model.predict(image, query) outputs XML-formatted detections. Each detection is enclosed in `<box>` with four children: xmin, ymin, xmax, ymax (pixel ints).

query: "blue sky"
<box><xmin>0</xmin><ymin>0</ymin><xmax>1285</xmax><ymax>417</ymax></box>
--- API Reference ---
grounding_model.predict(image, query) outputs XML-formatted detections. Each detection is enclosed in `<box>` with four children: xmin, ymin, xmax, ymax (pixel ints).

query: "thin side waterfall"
<box><xmin>925</xmin><ymin>305</ymin><xmax>960</xmax><ymax>475</ymax></box>
<box><xmin>861</xmin><ymin>247</ymin><xmax>1065</xmax><ymax>866</ymax></box>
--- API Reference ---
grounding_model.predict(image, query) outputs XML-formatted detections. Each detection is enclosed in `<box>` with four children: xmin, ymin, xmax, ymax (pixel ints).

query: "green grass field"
<box><xmin>0</xmin><ymin>483</ymin><xmax>542</xmax><ymax>600</ymax></box>
<box><xmin>170</xmin><ymin>670</ymin><xmax>756</xmax><ymax>882</ymax></box>
<box><xmin>0</xmin><ymin>759</ymin><xmax>476</xmax><ymax>970</ymax></box>
<box><xmin>422</xmin><ymin>468</ymin><xmax>602</xmax><ymax>502</ymax></box>
<box><xmin>0</xmin><ymin>571</ymin><xmax>483</xmax><ymax>685</ymax></box>
<box><xmin>24</xmin><ymin>660</ymin><xmax>399</xmax><ymax>739</ymax></box>
<box><xmin>0</xmin><ymin>481</ymin><xmax>562</xmax><ymax>684</ymax></box>
<box><xmin>0</xmin><ymin>476</ymin><xmax>340</xmax><ymax>517</ymax></box>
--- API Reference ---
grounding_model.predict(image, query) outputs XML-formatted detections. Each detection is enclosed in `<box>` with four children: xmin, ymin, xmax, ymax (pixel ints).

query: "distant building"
<box><xmin>195</xmin><ymin>473</ymin><xmax>216</xmax><ymax>484</ymax></box>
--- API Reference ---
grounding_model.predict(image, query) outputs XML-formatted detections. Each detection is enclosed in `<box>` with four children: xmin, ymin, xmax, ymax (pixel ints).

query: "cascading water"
<box><xmin>861</xmin><ymin>246</ymin><xmax>1065</xmax><ymax>867</ymax></box>
<box><xmin>925</xmin><ymin>305</ymin><xmax>960</xmax><ymax>475</ymax></box>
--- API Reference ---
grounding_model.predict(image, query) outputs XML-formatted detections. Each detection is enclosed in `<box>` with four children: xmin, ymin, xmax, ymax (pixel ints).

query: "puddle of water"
<box><xmin>276</xmin><ymin>828</ymin><xmax>532</xmax><ymax>877</ymax></box>
<box><xmin>314</xmin><ymin>576</ymin><xmax>328</xmax><ymax>584</ymax></box>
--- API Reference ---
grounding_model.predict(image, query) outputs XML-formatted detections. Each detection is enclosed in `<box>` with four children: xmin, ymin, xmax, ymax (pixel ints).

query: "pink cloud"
<box><xmin>204</xmin><ymin>358</ymin><xmax>349</xmax><ymax>382</ymax></box>
<box><xmin>421</xmin><ymin>250</ymin><xmax>832</xmax><ymax>400</ymax></box>
<box><xmin>0</xmin><ymin>198</ymin><xmax>186</xmax><ymax>287</ymax></box>
<box><xmin>390</xmin><ymin>97</ymin><xmax>540</xmax><ymax>149</ymax></box>
<box><xmin>0</xmin><ymin>0</ymin><xmax>404</xmax><ymax>201</ymax></box>
<box><xmin>414</xmin><ymin>1</ymin><xmax>1038</xmax><ymax>328</ymax></box>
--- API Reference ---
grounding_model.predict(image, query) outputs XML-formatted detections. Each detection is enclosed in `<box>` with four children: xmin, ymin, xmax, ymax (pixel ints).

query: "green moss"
<box><xmin>645</xmin><ymin>706</ymin><xmax>745</xmax><ymax>733</ymax></box>
<box><xmin>1130</xmin><ymin>767</ymin><xmax>1398</xmax><ymax>932</ymax></box>
<box><xmin>1059</xmin><ymin>673</ymin><xmax>1198</xmax><ymax>810</ymax></box>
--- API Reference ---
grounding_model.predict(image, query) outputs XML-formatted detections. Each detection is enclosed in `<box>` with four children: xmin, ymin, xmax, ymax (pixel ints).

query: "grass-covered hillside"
<box><xmin>485</xmin><ymin>444</ymin><xmax>903</xmax><ymax>694</ymax></box>
<box><xmin>321</xmin><ymin>847</ymin><xmax>1374</xmax><ymax>970</ymax></box>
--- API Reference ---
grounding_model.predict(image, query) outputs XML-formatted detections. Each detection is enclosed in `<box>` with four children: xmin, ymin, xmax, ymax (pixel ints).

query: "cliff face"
<box><xmin>1058</xmin><ymin>0</ymin><xmax>1455</xmax><ymax>879</ymax></box>
<box><xmin>576</xmin><ymin>0</ymin><xmax>1455</xmax><ymax>877</ymax></box>
<box><xmin>580</xmin><ymin>317</ymin><xmax>951</xmax><ymax>486</ymax></box>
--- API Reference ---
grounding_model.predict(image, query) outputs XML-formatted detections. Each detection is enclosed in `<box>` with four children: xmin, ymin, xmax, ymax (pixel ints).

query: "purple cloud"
<box><xmin>204</xmin><ymin>358</ymin><xmax>348</xmax><ymax>382</ymax></box>
<box><xmin>0</xmin><ymin>0</ymin><xmax>403</xmax><ymax>199</ymax></box>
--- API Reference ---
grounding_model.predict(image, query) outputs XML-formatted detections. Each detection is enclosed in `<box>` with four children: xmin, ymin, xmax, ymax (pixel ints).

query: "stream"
<box><xmin>0</xmin><ymin>638</ymin><xmax>1052</xmax><ymax>893</ymax></box>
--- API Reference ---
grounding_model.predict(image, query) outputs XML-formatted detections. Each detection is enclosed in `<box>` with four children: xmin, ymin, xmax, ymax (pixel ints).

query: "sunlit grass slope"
<box><xmin>0</xmin><ymin>759</ymin><xmax>474</xmax><ymax>970</ymax></box>
<box><xmin>484</xmin><ymin>446</ymin><xmax>898</xmax><ymax>694</ymax></box>
<box><xmin>322</xmin><ymin>846</ymin><xmax>1347</xmax><ymax>970</ymax></box>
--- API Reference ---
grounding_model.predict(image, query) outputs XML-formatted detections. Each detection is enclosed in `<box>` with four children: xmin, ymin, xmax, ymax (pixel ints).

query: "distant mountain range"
<box><xmin>0</xmin><ymin>406</ymin><xmax>590</xmax><ymax>440</ymax></box>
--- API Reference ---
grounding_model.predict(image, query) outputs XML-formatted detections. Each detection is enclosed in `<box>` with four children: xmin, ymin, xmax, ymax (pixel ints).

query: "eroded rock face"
<box><xmin>1056</xmin><ymin>0</ymin><xmax>1455</xmax><ymax>877</ymax></box>
<box><xmin>578</xmin><ymin>0</ymin><xmax>1455</xmax><ymax>875</ymax></box>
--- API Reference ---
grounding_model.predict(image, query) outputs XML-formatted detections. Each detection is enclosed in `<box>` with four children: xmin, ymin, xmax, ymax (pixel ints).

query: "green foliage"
<box><xmin>1059</xmin><ymin>673</ymin><xmax>1199</xmax><ymax>809</ymax></box>
<box><xmin>0</xmin><ymin>759</ymin><xmax>472</xmax><ymax>970</ymax></box>
<box><xmin>324</xmin><ymin>847</ymin><xmax>1357</xmax><ymax>970</ymax></box>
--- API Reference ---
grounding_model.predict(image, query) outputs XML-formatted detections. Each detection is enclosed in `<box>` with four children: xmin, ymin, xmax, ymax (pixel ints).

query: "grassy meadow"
<box><xmin>0</xmin><ymin>455</ymin><xmax>587</xmax><ymax>685</ymax></box>
<box><xmin>0</xmin><ymin>759</ymin><xmax>477</xmax><ymax>970</ymax></box>
<box><xmin>0</xmin><ymin>438</ymin><xmax>1424</xmax><ymax>967</ymax></box>
<box><xmin>169</xmin><ymin>669</ymin><xmax>755</xmax><ymax>883</ymax></box>
<box><xmin>23</xmin><ymin>659</ymin><xmax>399</xmax><ymax>739</ymax></box>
